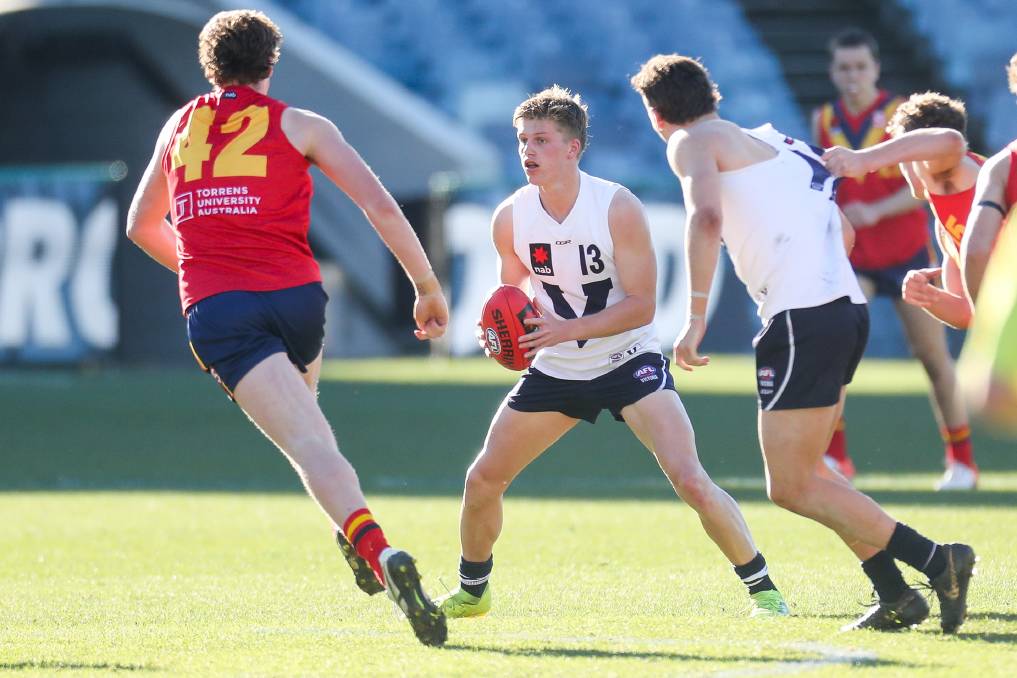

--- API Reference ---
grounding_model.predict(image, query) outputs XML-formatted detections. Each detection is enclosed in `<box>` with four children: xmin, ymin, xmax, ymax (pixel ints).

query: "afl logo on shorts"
<box><xmin>633</xmin><ymin>365</ymin><xmax>659</xmax><ymax>383</ymax></box>
<box><xmin>529</xmin><ymin>243</ymin><xmax>554</xmax><ymax>276</ymax></box>
<box><xmin>758</xmin><ymin>366</ymin><xmax>776</xmax><ymax>392</ymax></box>
<box><xmin>486</xmin><ymin>328</ymin><xmax>502</xmax><ymax>355</ymax></box>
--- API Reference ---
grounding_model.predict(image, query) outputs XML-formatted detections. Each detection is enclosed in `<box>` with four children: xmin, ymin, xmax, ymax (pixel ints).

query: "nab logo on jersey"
<box><xmin>529</xmin><ymin>243</ymin><xmax>554</xmax><ymax>276</ymax></box>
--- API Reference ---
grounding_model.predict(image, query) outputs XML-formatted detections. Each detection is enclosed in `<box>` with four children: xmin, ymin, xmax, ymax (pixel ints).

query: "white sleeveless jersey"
<box><xmin>510</xmin><ymin>171</ymin><xmax>660</xmax><ymax>380</ymax></box>
<box><xmin>706</xmin><ymin>123</ymin><xmax>866</xmax><ymax>322</ymax></box>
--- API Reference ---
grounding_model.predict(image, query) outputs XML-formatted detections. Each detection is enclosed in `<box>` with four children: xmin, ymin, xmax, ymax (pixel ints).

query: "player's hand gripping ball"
<box><xmin>480</xmin><ymin>285</ymin><xmax>540</xmax><ymax>371</ymax></box>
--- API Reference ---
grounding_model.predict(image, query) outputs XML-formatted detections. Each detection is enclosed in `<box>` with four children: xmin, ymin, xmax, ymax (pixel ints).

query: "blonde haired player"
<box><xmin>436</xmin><ymin>86</ymin><xmax>789</xmax><ymax>620</ymax></box>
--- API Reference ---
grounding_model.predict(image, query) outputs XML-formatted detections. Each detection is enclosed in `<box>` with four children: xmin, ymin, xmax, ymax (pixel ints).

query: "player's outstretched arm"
<box><xmin>519</xmin><ymin>189</ymin><xmax>656</xmax><ymax>357</ymax></box>
<box><xmin>283</xmin><ymin>107</ymin><xmax>447</xmax><ymax>340</ymax></box>
<box><xmin>962</xmin><ymin>149</ymin><xmax>1010</xmax><ymax>304</ymax></box>
<box><xmin>126</xmin><ymin>116</ymin><xmax>179</xmax><ymax>272</ymax></box>
<box><xmin>823</xmin><ymin>128</ymin><xmax>966</xmax><ymax>179</ymax></box>
<box><xmin>670</xmin><ymin>130</ymin><xmax>723</xmax><ymax>371</ymax></box>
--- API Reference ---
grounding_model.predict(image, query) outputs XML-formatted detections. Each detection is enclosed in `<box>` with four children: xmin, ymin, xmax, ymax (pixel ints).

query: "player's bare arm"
<box><xmin>126</xmin><ymin>115</ymin><xmax>180</xmax><ymax>272</ymax></box>
<box><xmin>491</xmin><ymin>199</ymin><xmax>530</xmax><ymax>288</ymax></box>
<box><xmin>962</xmin><ymin>148</ymin><xmax>1010</xmax><ymax>303</ymax></box>
<box><xmin>670</xmin><ymin>127</ymin><xmax>723</xmax><ymax>371</ymax></box>
<box><xmin>841</xmin><ymin>184</ymin><xmax>923</xmax><ymax>229</ymax></box>
<box><xmin>282</xmin><ymin>107</ymin><xmax>448</xmax><ymax>339</ymax></box>
<box><xmin>822</xmin><ymin>128</ymin><xmax>966</xmax><ymax>184</ymax></box>
<box><xmin>519</xmin><ymin>189</ymin><xmax>655</xmax><ymax>357</ymax></box>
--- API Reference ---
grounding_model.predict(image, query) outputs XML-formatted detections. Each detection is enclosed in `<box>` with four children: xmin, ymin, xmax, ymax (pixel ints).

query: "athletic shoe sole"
<box><xmin>335</xmin><ymin>530</ymin><xmax>385</xmax><ymax>596</ymax></box>
<box><xmin>381</xmin><ymin>550</ymin><xmax>447</xmax><ymax>647</ymax></box>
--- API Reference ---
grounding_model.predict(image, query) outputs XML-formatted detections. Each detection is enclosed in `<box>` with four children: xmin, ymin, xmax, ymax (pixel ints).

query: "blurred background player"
<box><xmin>813</xmin><ymin>29</ymin><xmax>973</xmax><ymax>490</ymax></box>
<box><xmin>960</xmin><ymin>211</ymin><xmax>1017</xmax><ymax>433</ymax></box>
<box><xmin>633</xmin><ymin>53</ymin><xmax>976</xmax><ymax>633</ymax></box>
<box><xmin>436</xmin><ymin>86</ymin><xmax>789</xmax><ymax>621</ymax></box>
<box><xmin>958</xmin><ymin>51</ymin><xmax>1017</xmax><ymax>433</ymax></box>
<box><xmin>822</xmin><ymin>91</ymin><xmax>982</xmax><ymax>488</ymax></box>
<box><xmin>961</xmin><ymin>51</ymin><xmax>1017</xmax><ymax>306</ymax></box>
<box><xmin>125</xmin><ymin>9</ymin><xmax>448</xmax><ymax>646</ymax></box>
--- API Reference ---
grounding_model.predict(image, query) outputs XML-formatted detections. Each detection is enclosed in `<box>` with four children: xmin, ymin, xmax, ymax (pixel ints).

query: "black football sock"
<box><xmin>459</xmin><ymin>555</ymin><xmax>493</xmax><ymax>597</ymax></box>
<box><xmin>861</xmin><ymin>550</ymin><xmax>910</xmax><ymax>602</ymax></box>
<box><xmin>885</xmin><ymin>523</ymin><xmax>947</xmax><ymax>579</ymax></box>
<box><xmin>733</xmin><ymin>552</ymin><xmax>777</xmax><ymax>595</ymax></box>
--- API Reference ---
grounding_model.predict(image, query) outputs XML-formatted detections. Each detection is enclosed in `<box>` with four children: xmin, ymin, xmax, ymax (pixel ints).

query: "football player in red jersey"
<box><xmin>813</xmin><ymin>29</ymin><xmax>971</xmax><ymax>491</ymax></box>
<box><xmin>125</xmin><ymin>10</ymin><xmax>448</xmax><ymax>646</ymax></box>
<box><xmin>823</xmin><ymin>92</ymin><xmax>981</xmax><ymax>489</ymax></box>
<box><xmin>963</xmin><ymin>52</ymin><xmax>1017</xmax><ymax>305</ymax></box>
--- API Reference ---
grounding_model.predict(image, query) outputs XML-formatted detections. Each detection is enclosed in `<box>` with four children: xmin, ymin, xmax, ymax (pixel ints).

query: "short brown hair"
<box><xmin>630</xmin><ymin>54</ymin><xmax>721</xmax><ymax>126</ymax></box>
<box><xmin>829</xmin><ymin>28</ymin><xmax>880</xmax><ymax>61</ymax></box>
<box><xmin>887</xmin><ymin>91</ymin><xmax>967</xmax><ymax>138</ymax></box>
<box><xmin>198</xmin><ymin>10</ymin><xmax>281</xmax><ymax>86</ymax></box>
<box><xmin>1008</xmin><ymin>52</ymin><xmax>1017</xmax><ymax>96</ymax></box>
<box><xmin>513</xmin><ymin>85</ymin><xmax>589</xmax><ymax>154</ymax></box>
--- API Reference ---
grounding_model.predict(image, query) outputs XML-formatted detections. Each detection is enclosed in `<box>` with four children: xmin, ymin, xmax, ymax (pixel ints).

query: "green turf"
<box><xmin>1</xmin><ymin>357</ymin><xmax>1015</xmax><ymax>676</ymax></box>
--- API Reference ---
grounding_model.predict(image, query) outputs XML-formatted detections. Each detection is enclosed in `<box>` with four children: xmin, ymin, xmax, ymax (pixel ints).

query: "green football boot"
<box><xmin>749</xmin><ymin>590</ymin><xmax>790</xmax><ymax>617</ymax></box>
<box><xmin>435</xmin><ymin>585</ymin><xmax>492</xmax><ymax>619</ymax></box>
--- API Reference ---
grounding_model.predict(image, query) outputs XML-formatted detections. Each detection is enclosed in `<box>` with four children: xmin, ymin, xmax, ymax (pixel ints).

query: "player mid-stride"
<box><xmin>125</xmin><ymin>10</ymin><xmax>447</xmax><ymax>646</ymax></box>
<box><xmin>437</xmin><ymin>86</ymin><xmax>789</xmax><ymax>621</ymax></box>
<box><xmin>631</xmin><ymin>54</ymin><xmax>976</xmax><ymax>633</ymax></box>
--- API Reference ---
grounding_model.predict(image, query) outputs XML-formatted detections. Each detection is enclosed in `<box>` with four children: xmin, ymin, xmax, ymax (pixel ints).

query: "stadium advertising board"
<box><xmin>0</xmin><ymin>164</ymin><xmax>122</xmax><ymax>363</ymax></box>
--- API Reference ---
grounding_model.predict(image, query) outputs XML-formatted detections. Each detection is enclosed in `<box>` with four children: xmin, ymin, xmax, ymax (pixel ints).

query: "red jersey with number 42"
<box><xmin>161</xmin><ymin>85</ymin><xmax>319</xmax><ymax>313</ymax></box>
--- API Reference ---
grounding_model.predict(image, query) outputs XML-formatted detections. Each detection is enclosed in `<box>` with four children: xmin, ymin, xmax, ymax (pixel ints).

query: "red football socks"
<box><xmin>342</xmin><ymin>508</ymin><xmax>391</xmax><ymax>584</ymax></box>
<box><xmin>825</xmin><ymin>419</ymin><xmax>848</xmax><ymax>462</ymax></box>
<box><xmin>942</xmin><ymin>425</ymin><xmax>975</xmax><ymax>468</ymax></box>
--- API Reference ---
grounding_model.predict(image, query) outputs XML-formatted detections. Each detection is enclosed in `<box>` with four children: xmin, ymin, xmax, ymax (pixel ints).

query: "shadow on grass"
<box><xmin>0</xmin><ymin>661</ymin><xmax>154</xmax><ymax>672</ymax></box>
<box><xmin>968</xmin><ymin>611</ymin><xmax>1017</xmax><ymax>623</ymax></box>
<box><xmin>442</xmin><ymin>641</ymin><xmax>912</xmax><ymax>669</ymax></box>
<box><xmin>5</xmin><ymin>374</ymin><xmax>1017</xmax><ymax>502</ymax></box>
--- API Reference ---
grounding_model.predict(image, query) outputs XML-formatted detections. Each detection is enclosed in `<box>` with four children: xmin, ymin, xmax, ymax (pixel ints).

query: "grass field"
<box><xmin>2</xmin><ymin>357</ymin><xmax>1016</xmax><ymax>676</ymax></box>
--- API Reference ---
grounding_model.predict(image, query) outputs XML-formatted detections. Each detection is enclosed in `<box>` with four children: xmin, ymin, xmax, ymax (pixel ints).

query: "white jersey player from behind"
<box><xmin>436</xmin><ymin>86</ymin><xmax>790</xmax><ymax>620</ymax></box>
<box><xmin>632</xmin><ymin>53</ymin><xmax>975</xmax><ymax>634</ymax></box>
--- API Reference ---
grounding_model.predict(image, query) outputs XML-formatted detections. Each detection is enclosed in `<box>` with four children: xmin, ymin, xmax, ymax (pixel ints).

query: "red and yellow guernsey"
<box><xmin>161</xmin><ymin>85</ymin><xmax>320</xmax><ymax>313</ymax></box>
<box><xmin>928</xmin><ymin>151</ymin><xmax>986</xmax><ymax>263</ymax></box>
<box><xmin>1006</xmin><ymin>140</ymin><xmax>1017</xmax><ymax>208</ymax></box>
<box><xmin>816</xmin><ymin>90</ymin><xmax>929</xmax><ymax>270</ymax></box>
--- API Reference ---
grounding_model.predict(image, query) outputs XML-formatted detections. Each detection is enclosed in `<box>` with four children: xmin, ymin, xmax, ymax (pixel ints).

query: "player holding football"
<box><xmin>814</xmin><ymin>30</ymin><xmax>974</xmax><ymax>490</ymax></box>
<box><xmin>631</xmin><ymin>53</ymin><xmax>976</xmax><ymax>633</ymax></box>
<box><xmin>437</xmin><ymin>86</ymin><xmax>790</xmax><ymax>620</ymax></box>
<box><xmin>125</xmin><ymin>10</ymin><xmax>448</xmax><ymax>646</ymax></box>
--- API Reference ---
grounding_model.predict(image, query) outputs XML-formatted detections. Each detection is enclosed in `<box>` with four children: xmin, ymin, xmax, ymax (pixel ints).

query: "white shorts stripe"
<box><xmin>764</xmin><ymin>312</ymin><xmax>795</xmax><ymax>411</ymax></box>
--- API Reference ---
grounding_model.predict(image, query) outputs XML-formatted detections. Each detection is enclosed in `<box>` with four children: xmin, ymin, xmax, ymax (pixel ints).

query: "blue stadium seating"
<box><xmin>898</xmin><ymin>0</ymin><xmax>1017</xmax><ymax>152</ymax></box>
<box><xmin>277</xmin><ymin>0</ymin><xmax>806</xmax><ymax>195</ymax></box>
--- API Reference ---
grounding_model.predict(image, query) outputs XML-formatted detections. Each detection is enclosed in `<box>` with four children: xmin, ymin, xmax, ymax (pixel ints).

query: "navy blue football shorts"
<box><xmin>507</xmin><ymin>352</ymin><xmax>677</xmax><ymax>423</ymax></box>
<box><xmin>854</xmin><ymin>245</ymin><xmax>931</xmax><ymax>298</ymax></box>
<box><xmin>753</xmin><ymin>296</ymin><xmax>869</xmax><ymax>411</ymax></box>
<box><xmin>186</xmin><ymin>282</ymin><xmax>328</xmax><ymax>398</ymax></box>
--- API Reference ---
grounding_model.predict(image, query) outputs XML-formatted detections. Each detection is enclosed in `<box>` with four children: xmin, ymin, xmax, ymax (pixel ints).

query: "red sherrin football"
<box><xmin>481</xmin><ymin>285</ymin><xmax>540</xmax><ymax>371</ymax></box>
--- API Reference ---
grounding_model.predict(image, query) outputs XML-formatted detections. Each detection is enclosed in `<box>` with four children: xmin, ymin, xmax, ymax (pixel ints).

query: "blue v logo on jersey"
<box><xmin>529</xmin><ymin>243</ymin><xmax>554</xmax><ymax>276</ymax></box>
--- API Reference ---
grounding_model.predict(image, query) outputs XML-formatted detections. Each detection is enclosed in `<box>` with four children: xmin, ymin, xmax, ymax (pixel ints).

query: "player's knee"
<box><xmin>464</xmin><ymin>460</ymin><xmax>509</xmax><ymax>502</ymax></box>
<box><xmin>674</xmin><ymin>471</ymin><xmax>715</xmax><ymax>510</ymax></box>
<box><xmin>766</xmin><ymin>476</ymin><xmax>808</xmax><ymax>512</ymax></box>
